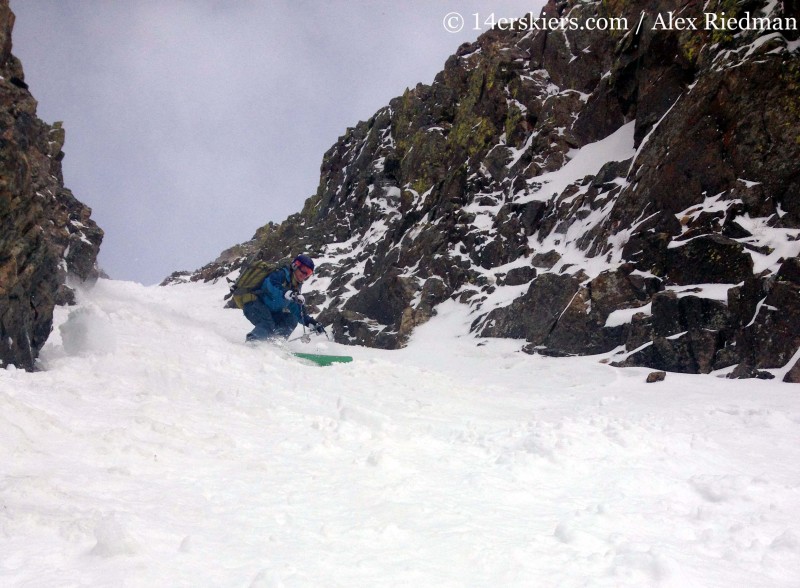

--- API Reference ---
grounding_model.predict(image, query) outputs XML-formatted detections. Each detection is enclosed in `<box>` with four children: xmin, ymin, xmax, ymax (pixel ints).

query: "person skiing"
<box><xmin>242</xmin><ymin>254</ymin><xmax>324</xmax><ymax>342</ymax></box>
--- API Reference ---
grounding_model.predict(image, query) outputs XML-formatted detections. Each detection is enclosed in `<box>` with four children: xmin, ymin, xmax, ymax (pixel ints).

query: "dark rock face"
<box><xmin>184</xmin><ymin>0</ymin><xmax>800</xmax><ymax>380</ymax></box>
<box><xmin>737</xmin><ymin>281</ymin><xmax>800</xmax><ymax>370</ymax></box>
<box><xmin>0</xmin><ymin>1</ymin><xmax>103</xmax><ymax>370</ymax></box>
<box><xmin>481</xmin><ymin>272</ymin><xmax>583</xmax><ymax>345</ymax></box>
<box><xmin>665</xmin><ymin>236</ymin><xmax>754</xmax><ymax>286</ymax></box>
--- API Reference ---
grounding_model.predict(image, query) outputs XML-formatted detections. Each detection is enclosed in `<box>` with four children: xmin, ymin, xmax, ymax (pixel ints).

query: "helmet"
<box><xmin>292</xmin><ymin>254</ymin><xmax>315</xmax><ymax>271</ymax></box>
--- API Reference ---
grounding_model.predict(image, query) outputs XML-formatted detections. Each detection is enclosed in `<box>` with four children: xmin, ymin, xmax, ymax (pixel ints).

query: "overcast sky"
<box><xmin>10</xmin><ymin>0</ymin><xmax>543</xmax><ymax>285</ymax></box>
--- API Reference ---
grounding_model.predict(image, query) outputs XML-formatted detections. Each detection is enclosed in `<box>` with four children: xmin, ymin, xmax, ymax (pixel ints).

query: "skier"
<box><xmin>242</xmin><ymin>254</ymin><xmax>325</xmax><ymax>342</ymax></box>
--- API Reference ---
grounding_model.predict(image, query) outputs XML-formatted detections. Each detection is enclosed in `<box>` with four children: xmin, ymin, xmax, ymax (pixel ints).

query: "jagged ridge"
<box><xmin>178</xmin><ymin>0</ymin><xmax>800</xmax><ymax>381</ymax></box>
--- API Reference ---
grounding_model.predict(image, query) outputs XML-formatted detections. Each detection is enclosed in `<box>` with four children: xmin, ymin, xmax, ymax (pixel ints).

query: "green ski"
<box><xmin>292</xmin><ymin>352</ymin><xmax>353</xmax><ymax>367</ymax></box>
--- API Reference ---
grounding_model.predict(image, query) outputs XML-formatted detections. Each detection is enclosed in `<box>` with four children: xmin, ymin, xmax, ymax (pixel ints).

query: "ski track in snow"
<box><xmin>1</xmin><ymin>279</ymin><xmax>799</xmax><ymax>587</ymax></box>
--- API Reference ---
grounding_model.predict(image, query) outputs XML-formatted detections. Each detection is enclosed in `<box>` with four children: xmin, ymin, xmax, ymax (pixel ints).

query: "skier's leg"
<box><xmin>274</xmin><ymin>312</ymin><xmax>300</xmax><ymax>339</ymax></box>
<box><xmin>243</xmin><ymin>300</ymin><xmax>278</xmax><ymax>341</ymax></box>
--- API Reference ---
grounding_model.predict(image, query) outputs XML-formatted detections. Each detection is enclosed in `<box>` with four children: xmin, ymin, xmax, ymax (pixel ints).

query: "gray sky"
<box><xmin>10</xmin><ymin>0</ymin><xmax>542</xmax><ymax>285</ymax></box>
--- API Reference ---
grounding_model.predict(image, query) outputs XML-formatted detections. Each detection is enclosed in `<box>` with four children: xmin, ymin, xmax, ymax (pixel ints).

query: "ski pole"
<box><xmin>291</xmin><ymin>291</ymin><xmax>330</xmax><ymax>342</ymax></box>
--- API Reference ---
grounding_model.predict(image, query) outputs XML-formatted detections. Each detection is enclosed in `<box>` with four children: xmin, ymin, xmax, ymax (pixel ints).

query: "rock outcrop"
<box><xmin>179</xmin><ymin>0</ymin><xmax>800</xmax><ymax>380</ymax></box>
<box><xmin>0</xmin><ymin>0</ymin><xmax>103</xmax><ymax>371</ymax></box>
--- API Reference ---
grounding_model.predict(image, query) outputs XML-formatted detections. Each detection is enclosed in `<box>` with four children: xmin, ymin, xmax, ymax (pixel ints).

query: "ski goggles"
<box><xmin>295</xmin><ymin>264</ymin><xmax>313</xmax><ymax>279</ymax></box>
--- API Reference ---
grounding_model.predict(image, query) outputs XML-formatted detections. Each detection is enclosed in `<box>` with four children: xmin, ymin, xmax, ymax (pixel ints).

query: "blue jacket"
<box><xmin>257</xmin><ymin>266</ymin><xmax>310</xmax><ymax>325</ymax></box>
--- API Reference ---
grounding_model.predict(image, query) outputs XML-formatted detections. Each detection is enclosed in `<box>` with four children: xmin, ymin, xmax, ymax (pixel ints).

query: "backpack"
<box><xmin>224</xmin><ymin>259</ymin><xmax>284</xmax><ymax>309</ymax></box>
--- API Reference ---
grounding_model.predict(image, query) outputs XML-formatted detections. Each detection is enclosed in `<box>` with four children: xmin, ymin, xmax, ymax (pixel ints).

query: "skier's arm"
<box><xmin>260</xmin><ymin>271</ymin><xmax>289</xmax><ymax>311</ymax></box>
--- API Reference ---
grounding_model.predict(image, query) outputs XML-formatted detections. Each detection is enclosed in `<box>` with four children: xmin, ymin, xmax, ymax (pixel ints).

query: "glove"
<box><xmin>307</xmin><ymin>317</ymin><xmax>325</xmax><ymax>334</ymax></box>
<box><xmin>284</xmin><ymin>291</ymin><xmax>305</xmax><ymax>305</ymax></box>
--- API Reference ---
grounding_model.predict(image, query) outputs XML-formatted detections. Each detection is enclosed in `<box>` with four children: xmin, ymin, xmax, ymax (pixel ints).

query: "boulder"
<box><xmin>614</xmin><ymin>330</ymin><xmax>720</xmax><ymax>374</ymax></box>
<box><xmin>784</xmin><ymin>357</ymin><xmax>800</xmax><ymax>384</ymax></box>
<box><xmin>480</xmin><ymin>272</ymin><xmax>581</xmax><ymax>344</ymax></box>
<box><xmin>502</xmin><ymin>266</ymin><xmax>537</xmax><ymax>286</ymax></box>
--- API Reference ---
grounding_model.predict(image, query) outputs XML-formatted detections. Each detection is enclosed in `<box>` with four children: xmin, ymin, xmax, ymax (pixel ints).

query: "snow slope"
<box><xmin>1</xmin><ymin>278</ymin><xmax>799</xmax><ymax>587</ymax></box>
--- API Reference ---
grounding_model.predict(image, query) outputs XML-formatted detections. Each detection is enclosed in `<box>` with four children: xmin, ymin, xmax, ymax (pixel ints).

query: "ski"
<box><xmin>292</xmin><ymin>352</ymin><xmax>353</xmax><ymax>367</ymax></box>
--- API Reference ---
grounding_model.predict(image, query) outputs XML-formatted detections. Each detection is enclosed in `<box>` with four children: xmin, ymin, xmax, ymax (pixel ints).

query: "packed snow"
<box><xmin>516</xmin><ymin>121</ymin><xmax>636</xmax><ymax>205</ymax></box>
<box><xmin>2</xmin><ymin>278</ymin><xmax>799</xmax><ymax>587</ymax></box>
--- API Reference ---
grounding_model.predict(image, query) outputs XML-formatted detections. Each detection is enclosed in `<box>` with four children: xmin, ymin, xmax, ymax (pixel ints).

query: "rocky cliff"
<box><xmin>175</xmin><ymin>0</ymin><xmax>800</xmax><ymax>382</ymax></box>
<box><xmin>0</xmin><ymin>0</ymin><xmax>103</xmax><ymax>371</ymax></box>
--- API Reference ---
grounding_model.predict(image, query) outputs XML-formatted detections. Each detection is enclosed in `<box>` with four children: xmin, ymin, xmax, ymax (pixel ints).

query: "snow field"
<box><xmin>1</xmin><ymin>278</ymin><xmax>799</xmax><ymax>587</ymax></box>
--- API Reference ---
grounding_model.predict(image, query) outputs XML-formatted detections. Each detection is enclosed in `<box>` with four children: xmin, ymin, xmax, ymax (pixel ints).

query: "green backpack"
<box><xmin>225</xmin><ymin>260</ymin><xmax>283</xmax><ymax>309</ymax></box>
